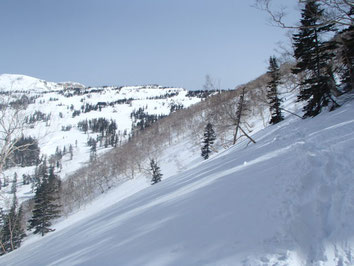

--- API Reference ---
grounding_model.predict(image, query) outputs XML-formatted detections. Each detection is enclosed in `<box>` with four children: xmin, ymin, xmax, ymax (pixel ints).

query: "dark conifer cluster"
<box><xmin>169</xmin><ymin>103</ymin><xmax>184</xmax><ymax>113</ymax></box>
<box><xmin>146</xmin><ymin>92</ymin><xmax>180</xmax><ymax>100</ymax></box>
<box><xmin>336</xmin><ymin>25</ymin><xmax>354</xmax><ymax>93</ymax></box>
<box><xmin>25</xmin><ymin>111</ymin><xmax>51</xmax><ymax>124</ymax></box>
<box><xmin>78</xmin><ymin>118</ymin><xmax>117</xmax><ymax>135</ymax></box>
<box><xmin>186</xmin><ymin>90</ymin><xmax>218</xmax><ymax>98</ymax></box>
<box><xmin>80</xmin><ymin>103</ymin><xmax>99</xmax><ymax>113</ymax></box>
<box><xmin>266</xmin><ymin>1</ymin><xmax>353</xmax><ymax>121</ymax></box>
<box><xmin>5</xmin><ymin>136</ymin><xmax>40</xmax><ymax>168</ymax></box>
<box><xmin>131</xmin><ymin>108</ymin><xmax>167</xmax><ymax>131</ymax></box>
<box><xmin>72</xmin><ymin>110</ymin><xmax>81</xmax><ymax>118</ymax></box>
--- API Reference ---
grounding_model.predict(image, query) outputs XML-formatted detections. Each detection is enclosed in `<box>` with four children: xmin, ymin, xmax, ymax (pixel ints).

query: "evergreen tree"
<box><xmin>0</xmin><ymin>187</ymin><xmax>25</xmax><ymax>253</ymax></box>
<box><xmin>201</xmin><ymin>123</ymin><xmax>216</xmax><ymax>160</ymax></box>
<box><xmin>69</xmin><ymin>144</ymin><xmax>73</xmax><ymax>160</ymax></box>
<box><xmin>28</xmin><ymin>165</ymin><xmax>61</xmax><ymax>236</ymax></box>
<box><xmin>1</xmin><ymin>194</ymin><xmax>17</xmax><ymax>252</ymax></box>
<box><xmin>292</xmin><ymin>0</ymin><xmax>339</xmax><ymax>118</ymax></box>
<box><xmin>11</xmin><ymin>173</ymin><xmax>17</xmax><ymax>194</ymax></box>
<box><xmin>89</xmin><ymin>139</ymin><xmax>97</xmax><ymax>162</ymax></box>
<box><xmin>267</xmin><ymin>56</ymin><xmax>284</xmax><ymax>124</ymax></box>
<box><xmin>22</xmin><ymin>174</ymin><xmax>27</xmax><ymax>185</ymax></box>
<box><xmin>12</xmin><ymin>205</ymin><xmax>25</xmax><ymax>248</ymax></box>
<box><xmin>338</xmin><ymin>25</ymin><xmax>354</xmax><ymax>92</ymax></box>
<box><xmin>150</xmin><ymin>159</ymin><xmax>162</xmax><ymax>185</ymax></box>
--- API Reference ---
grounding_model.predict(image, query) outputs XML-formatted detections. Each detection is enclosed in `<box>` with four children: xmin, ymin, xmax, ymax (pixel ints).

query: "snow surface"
<box><xmin>1</xmin><ymin>97</ymin><xmax>353</xmax><ymax>265</ymax></box>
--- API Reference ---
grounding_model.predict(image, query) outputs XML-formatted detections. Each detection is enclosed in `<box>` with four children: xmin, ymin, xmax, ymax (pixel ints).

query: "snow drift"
<box><xmin>1</xmin><ymin>100</ymin><xmax>354</xmax><ymax>265</ymax></box>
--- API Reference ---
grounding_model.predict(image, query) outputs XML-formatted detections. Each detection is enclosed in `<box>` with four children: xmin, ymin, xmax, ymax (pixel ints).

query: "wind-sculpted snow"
<box><xmin>1</xmin><ymin>99</ymin><xmax>353</xmax><ymax>265</ymax></box>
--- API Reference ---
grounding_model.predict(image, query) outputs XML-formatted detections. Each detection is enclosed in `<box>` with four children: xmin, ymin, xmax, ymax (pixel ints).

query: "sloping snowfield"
<box><xmin>1</xmin><ymin>100</ymin><xmax>354</xmax><ymax>265</ymax></box>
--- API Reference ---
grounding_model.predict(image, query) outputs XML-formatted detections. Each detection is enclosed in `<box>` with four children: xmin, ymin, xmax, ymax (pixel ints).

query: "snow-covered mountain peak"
<box><xmin>0</xmin><ymin>74</ymin><xmax>85</xmax><ymax>93</ymax></box>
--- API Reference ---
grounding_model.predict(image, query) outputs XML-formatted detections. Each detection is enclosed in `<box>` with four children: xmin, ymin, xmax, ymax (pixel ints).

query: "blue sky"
<box><xmin>0</xmin><ymin>0</ymin><xmax>297</xmax><ymax>90</ymax></box>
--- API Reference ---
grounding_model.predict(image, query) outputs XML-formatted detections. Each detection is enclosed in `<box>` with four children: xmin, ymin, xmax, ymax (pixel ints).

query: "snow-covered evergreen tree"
<box><xmin>201</xmin><ymin>123</ymin><xmax>216</xmax><ymax>160</ymax></box>
<box><xmin>28</xmin><ymin>165</ymin><xmax>61</xmax><ymax>236</ymax></box>
<box><xmin>150</xmin><ymin>159</ymin><xmax>162</xmax><ymax>185</ymax></box>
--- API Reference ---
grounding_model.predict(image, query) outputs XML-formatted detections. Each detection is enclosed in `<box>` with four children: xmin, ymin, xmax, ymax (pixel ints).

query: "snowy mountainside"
<box><xmin>0</xmin><ymin>74</ymin><xmax>84</xmax><ymax>92</ymax></box>
<box><xmin>1</xmin><ymin>95</ymin><xmax>353</xmax><ymax>265</ymax></box>
<box><xmin>0</xmin><ymin>74</ymin><xmax>203</xmax><ymax>210</ymax></box>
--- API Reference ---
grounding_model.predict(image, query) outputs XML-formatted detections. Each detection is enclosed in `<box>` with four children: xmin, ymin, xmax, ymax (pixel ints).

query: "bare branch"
<box><xmin>254</xmin><ymin>0</ymin><xmax>354</xmax><ymax>29</ymax></box>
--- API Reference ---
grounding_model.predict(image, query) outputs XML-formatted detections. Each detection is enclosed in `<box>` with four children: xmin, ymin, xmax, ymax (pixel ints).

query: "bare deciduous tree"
<box><xmin>203</xmin><ymin>75</ymin><xmax>221</xmax><ymax>91</ymax></box>
<box><xmin>0</xmin><ymin>101</ymin><xmax>28</xmax><ymax>177</ymax></box>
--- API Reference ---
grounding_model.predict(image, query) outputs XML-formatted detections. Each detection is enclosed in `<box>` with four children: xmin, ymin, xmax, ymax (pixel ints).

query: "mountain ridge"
<box><xmin>0</xmin><ymin>74</ymin><xmax>190</xmax><ymax>93</ymax></box>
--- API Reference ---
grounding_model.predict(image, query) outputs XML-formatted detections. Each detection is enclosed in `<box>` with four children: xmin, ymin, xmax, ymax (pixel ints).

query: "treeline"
<box><xmin>186</xmin><ymin>90</ymin><xmax>218</xmax><ymax>98</ymax></box>
<box><xmin>146</xmin><ymin>92</ymin><xmax>179</xmax><ymax>100</ymax></box>
<box><xmin>58</xmin><ymin>86</ymin><xmax>121</xmax><ymax>98</ymax></box>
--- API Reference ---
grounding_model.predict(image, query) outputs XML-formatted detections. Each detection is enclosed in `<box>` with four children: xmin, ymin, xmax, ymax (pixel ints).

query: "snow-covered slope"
<box><xmin>1</xmin><ymin>98</ymin><xmax>353</xmax><ymax>265</ymax></box>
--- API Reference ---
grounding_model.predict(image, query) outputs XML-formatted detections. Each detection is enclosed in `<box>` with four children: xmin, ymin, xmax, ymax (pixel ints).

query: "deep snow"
<box><xmin>1</xmin><ymin>98</ymin><xmax>353</xmax><ymax>265</ymax></box>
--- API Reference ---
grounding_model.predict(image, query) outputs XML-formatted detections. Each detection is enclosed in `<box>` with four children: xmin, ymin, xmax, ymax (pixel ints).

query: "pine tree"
<box><xmin>1</xmin><ymin>194</ymin><xmax>17</xmax><ymax>252</ymax></box>
<box><xmin>12</xmin><ymin>205</ymin><xmax>25</xmax><ymax>249</ymax></box>
<box><xmin>201</xmin><ymin>123</ymin><xmax>216</xmax><ymax>160</ymax></box>
<box><xmin>0</xmin><ymin>184</ymin><xmax>25</xmax><ymax>254</ymax></box>
<box><xmin>150</xmin><ymin>159</ymin><xmax>162</xmax><ymax>185</ymax></box>
<box><xmin>292</xmin><ymin>0</ymin><xmax>339</xmax><ymax>118</ymax></box>
<box><xmin>267</xmin><ymin>56</ymin><xmax>284</xmax><ymax>124</ymax></box>
<box><xmin>338</xmin><ymin>25</ymin><xmax>354</xmax><ymax>92</ymax></box>
<box><xmin>28</xmin><ymin>165</ymin><xmax>61</xmax><ymax>236</ymax></box>
<box><xmin>90</xmin><ymin>139</ymin><xmax>97</xmax><ymax>162</ymax></box>
<box><xmin>69</xmin><ymin>144</ymin><xmax>73</xmax><ymax>160</ymax></box>
<box><xmin>11</xmin><ymin>173</ymin><xmax>17</xmax><ymax>194</ymax></box>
